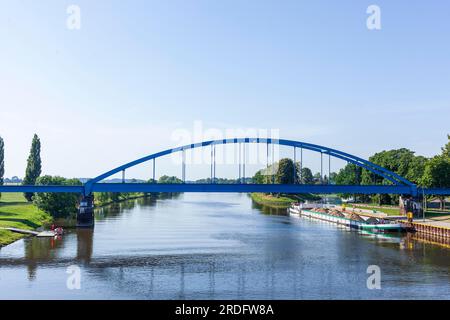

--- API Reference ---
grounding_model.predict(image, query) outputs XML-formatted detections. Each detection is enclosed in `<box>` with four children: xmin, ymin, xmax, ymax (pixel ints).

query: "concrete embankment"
<box><xmin>401</xmin><ymin>220</ymin><xmax>450</xmax><ymax>238</ymax></box>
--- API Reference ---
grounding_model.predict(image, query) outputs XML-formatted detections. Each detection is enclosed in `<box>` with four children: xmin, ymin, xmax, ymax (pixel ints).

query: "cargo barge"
<box><xmin>289</xmin><ymin>204</ymin><xmax>405</xmax><ymax>233</ymax></box>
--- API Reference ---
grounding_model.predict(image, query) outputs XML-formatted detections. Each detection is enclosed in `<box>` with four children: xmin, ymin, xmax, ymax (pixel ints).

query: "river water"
<box><xmin>0</xmin><ymin>193</ymin><xmax>449</xmax><ymax>299</ymax></box>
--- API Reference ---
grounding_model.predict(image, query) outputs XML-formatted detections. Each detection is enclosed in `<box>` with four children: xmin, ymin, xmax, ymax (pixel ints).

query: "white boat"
<box><xmin>36</xmin><ymin>231</ymin><xmax>58</xmax><ymax>237</ymax></box>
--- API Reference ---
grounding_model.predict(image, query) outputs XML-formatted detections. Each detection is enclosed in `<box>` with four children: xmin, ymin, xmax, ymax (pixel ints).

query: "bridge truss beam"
<box><xmin>83</xmin><ymin>138</ymin><xmax>416</xmax><ymax>195</ymax></box>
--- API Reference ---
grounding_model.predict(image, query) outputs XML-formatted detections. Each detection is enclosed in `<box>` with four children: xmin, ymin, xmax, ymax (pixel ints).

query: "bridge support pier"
<box><xmin>77</xmin><ymin>195</ymin><xmax>95</xmax><ymax>228</ymax></box>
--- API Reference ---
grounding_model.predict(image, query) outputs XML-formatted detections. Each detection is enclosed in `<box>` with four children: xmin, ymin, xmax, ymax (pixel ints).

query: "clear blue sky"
<box><xmin>0</xmin><ymin>0</ymin><xmax>449</xmax><ymax>180</ymax></box>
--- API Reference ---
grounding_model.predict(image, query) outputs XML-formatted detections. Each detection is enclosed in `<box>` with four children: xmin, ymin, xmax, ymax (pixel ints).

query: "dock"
<box><xmin>0</xmin><ymin>227</ymin><xmax>57</xmax><ymax>237</ymax></box>
<box><xmin>1</xmin><ymin>227</ymin><xmax>39</xmax><ymax>236</ymax></box>
<box><xmin>300</xmin><ymin>205</ymin><xmax>450</xmax><ymax>240</ymax></box>
<box><xmin>407</xmin><ymin>232</ymin><xmax>450</xmax><ymax>249</ymax></box>
<box><xmin>335</xmin><ymin>206</ymin><xmax>450</xmax><ymax>239</ymax></box>
<box><xmin>401</xmin><ymin>220</ymin><xmax>450</xmax><ymax>238</ymax></box>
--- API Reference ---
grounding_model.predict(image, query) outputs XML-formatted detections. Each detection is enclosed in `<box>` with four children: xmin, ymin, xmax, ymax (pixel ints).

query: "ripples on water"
<box><xmin>1</xmin><ymin>193</ymin><xmax>450</xmax><ymax>299</ymax></box>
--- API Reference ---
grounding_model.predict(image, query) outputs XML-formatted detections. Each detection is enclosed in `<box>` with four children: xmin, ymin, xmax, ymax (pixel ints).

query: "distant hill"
<box><xmin>102</xmin><ymin>178</ymin><xmax>147</xmax><ymax>184</ymax></box>
<box><xmin>4</xmin><ymin>176</ymin><xmax>22</xmax><ymax>184</ymax></box>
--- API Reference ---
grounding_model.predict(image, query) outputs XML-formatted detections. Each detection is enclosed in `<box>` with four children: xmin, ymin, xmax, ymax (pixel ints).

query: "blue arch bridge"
<box><xmin>1</xmin><ymin>138</ymin><xmax>449</xmax><ymax>227</ymax></box>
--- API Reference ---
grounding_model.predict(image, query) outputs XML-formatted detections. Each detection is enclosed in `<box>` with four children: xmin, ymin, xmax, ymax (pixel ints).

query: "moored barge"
<box><xmin>289</xmin><ymin>203</ymin><xmax>405</xmax><ymax>233</ymax></box>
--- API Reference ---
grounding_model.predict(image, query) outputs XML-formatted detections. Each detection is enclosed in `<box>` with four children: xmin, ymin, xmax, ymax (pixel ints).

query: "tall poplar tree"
<box><xmin>23</xmin><ymin>134</ymin><xmax>41</xmax><ymax>201</ymax></box>
<box><xmin>0</xmin><ymin>136</ymin><xmax>4</xmax><ymax>200</ymax></box>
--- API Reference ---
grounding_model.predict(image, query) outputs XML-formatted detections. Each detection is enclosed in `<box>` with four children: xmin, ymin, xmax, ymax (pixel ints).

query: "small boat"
<box><xmin>36</xmin><ymin>227</ymin><xmax>64</xmax><ymax>237</ymax></box>
<box><xmin>37</xmin><ymin>231</ymin><xmax>58</xmax><ymax>237</ymax></box>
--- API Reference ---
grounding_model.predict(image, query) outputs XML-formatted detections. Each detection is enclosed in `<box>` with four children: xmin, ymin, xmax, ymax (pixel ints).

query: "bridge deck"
<box><xmin>1</xmin><ymin>183</ymin><xmax>448</xmax><ymax>195</ymax></box>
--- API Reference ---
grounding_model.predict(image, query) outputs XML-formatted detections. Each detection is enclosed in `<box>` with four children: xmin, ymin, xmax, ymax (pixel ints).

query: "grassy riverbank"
<box><xmin>251</xmin><ymin>193</ymin><xmax>321</xmax><ymax>208</ymax></box>
<box><xmin>0</xmin><ymin>193</ymin><xmax>52</xmax><ymax>247</ymax></box>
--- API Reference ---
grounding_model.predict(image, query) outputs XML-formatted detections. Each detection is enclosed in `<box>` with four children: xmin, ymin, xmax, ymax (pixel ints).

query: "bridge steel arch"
<box><xmin>84</xmin><ymin>138</ymin><xmax>417</xmax><ymax>196</ymax></box>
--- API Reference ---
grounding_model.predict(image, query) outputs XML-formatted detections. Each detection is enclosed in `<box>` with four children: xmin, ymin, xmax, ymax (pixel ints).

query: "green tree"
<box><xmin>329</xmin><ymin>172</ymin><xmax>337</xmax><ymax>184</ymax></box>
<box><xmin>335</xmin><ymin>164</ymin><xmax>362</xmax><ymax>185</ymax></box>
<box><xmin>405</xmin><ymin>156</ymin><xmax>428</xmax><ymax>184</ymax></box>
<box><xmin>442</xmin><ymin>134</ymin><xmax>450</xmax><ymax>158</ymax></box>
<box><xmin>300</xmin><ymin>167</ymin><xmax>314</xmax><ymax>184</ymax></box>
<box><xmin>360</xmin><ymin>148</ymin><xmax>427</xmax><ymax>205</ymax></box>
<box><xmin>313</xmin><ymin>172</ymin><xmax>322</xmax><ymax>184</ymax></box>
<box><xmin>361</xmin><ymin>149</ymin><xmax>411</xmax><ymax>184</ymax></box>
<box><xmin>95</xmin><ymin>192</ymin><xmax>111</xmax><ymax>204</ymax></box>
<box><xmin>421</xmin><ymin>155</ymin><xmax>450</xmax><ymax>210</ymax></box>
<box><xmin>292</xmin><ymin>164</ymin><xmax>314</xmax><ymax>184</ymax></box>
<box><xmin>195</xmin><ymin>177</ymin><xmax>238</xmax><ymax>184</ymax></box>
<box><xmin>253</xmin><ymin>163</ymin><xmax>314</xmax><ymax>185</ymax></box>
<box><xmin>275</xmin><ymin>158</ymin><xmax>295</xmax><ymax>184</ymax></box>
<box><xmin>335</xmin><ymin>163</ymin><xmax>366</xmax><ymax>201</ymax></box>
<box><xmin>361</xmin><ymin>148</ymin><xmax>427</xmax><ymax>185</ymax></box>
<box><xmin>294</xmin><ymin>163</ymin><xmax>301</xmax><ymax>183</ymax></box>
<box><xmin>23</xmin><ymin>134</ymin><xmax>41</xmax><ymax>201</ymax></box>
<box><xmin>158</xmin><ymin>175</ymin><xmax>182</xmax><ymax>184</ymax></box>
<box><xmin>0</xmin><ymin>136</ymin><xmax>4</xmax><ymax>200</ymax></box>
<box><xmin>109</xmin><ymin>192</ymin><xmax>120</xmax><ymax>202</ymax></box>
<box><xmin>33</xmin><ymin>176</ymin><xmax>82</xmax><ymax>218</ymax></box>
<box><xmin>252</xmin><ymin>169</ymin><xmax>265</xmax><ymax>184</ymax></box>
